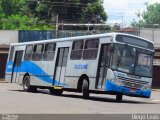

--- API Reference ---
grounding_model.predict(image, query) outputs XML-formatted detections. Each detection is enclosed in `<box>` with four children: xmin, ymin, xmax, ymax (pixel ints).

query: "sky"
<box><xmin>103</xmin><ymin>0</ymin><xmax>160</xmax><ymax>27</ymax></box>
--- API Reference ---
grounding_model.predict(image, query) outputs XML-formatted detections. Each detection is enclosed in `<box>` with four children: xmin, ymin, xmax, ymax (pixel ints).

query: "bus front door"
<box><xmin>96</xmin><ymin>44</ymin><xmax>111</xmax><ymax>89</ymax></box>
<box><xmin>11</xmin><ymin>51</ymin><xmax>23</xmax><ymax>83</ymax></box>
<box><xmin>54</xmin><ymin>47</ymin><xmax>69</xmax><ymax>86</ymax></box>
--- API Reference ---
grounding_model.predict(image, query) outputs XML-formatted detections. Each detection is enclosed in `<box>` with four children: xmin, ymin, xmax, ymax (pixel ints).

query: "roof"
<box><xmin>117</xmin><ymin>27</ymin><xmax>138</xmax><ymax>32</ymax></box>
<box><xmin>10</xmin><ymin>32</ymin><xmax>153</xmax><ymax>46</ymax></box>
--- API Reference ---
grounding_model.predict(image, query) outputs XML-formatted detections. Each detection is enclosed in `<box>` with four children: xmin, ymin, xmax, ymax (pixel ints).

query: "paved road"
<box><xmin>0</xmin><ymin>83</ymin><xmax>160</xmax><ymax>114</ymax></box>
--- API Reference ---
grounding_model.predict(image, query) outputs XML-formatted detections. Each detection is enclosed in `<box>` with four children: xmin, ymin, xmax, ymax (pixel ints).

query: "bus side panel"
<box><xmin>29</xmin><ymin>61</ymin><xmax>53</xmax><ymax>87</ymax></box>
<box><xmin>65</xmin><ymin>60</ymin><xmax>98</xmax><ymax>90</ymax></box>
<box><xmin>64</xmin><ymin>77</ymin><xmax>79</xmax><ymax>89</ymax></box>
<box><xmin>88</xmin><ymin>78</ymin><xmax>97</xmax><ymax>90</ymax></box>
<box><xmin>5</xmin><ymin>61</ymin><xmax>13</xmax><ymax>83</ymax></box>
<box><xmin>30</xmin><ymin>75</ymin><xmax>53</xmax><ymax>87</ymax></box>
<box><xmin>19</xmin><ymin>61</ymin><xmax>53</xmax><ymax>87</ymax></box>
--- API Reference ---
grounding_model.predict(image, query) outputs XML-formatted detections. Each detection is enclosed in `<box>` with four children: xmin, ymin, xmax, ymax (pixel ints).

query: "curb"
<box><xmin>0</xmin><ymin>80</ymin><xmax>8</xmax><ymax>83</ymax></box>
<box><xmin>152</xmin><ymin>89</ymin><xmax>160</xmax><ymax>92</ymax></box>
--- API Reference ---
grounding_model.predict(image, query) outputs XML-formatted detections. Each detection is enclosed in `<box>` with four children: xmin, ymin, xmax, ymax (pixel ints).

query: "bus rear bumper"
<box><xmin>106</xmin><ymin>80</ymin><xmax>151</xmax><ymax>98</ymax></box>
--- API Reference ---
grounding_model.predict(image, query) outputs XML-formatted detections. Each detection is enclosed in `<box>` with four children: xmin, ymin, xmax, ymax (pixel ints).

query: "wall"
<box><xmin>0</xmin><ymin>30</ymin><xmax>18</xmax><ymax>45</ymax></box>
<box><xmin>0</xmin><ymin>30</ymin><xmax>18</xmax><ymax>78</ymax></box>
<box><xmin>140</xmin><ymin>28</ymin><xmax>160</xmax><ymax>48</ymax></box>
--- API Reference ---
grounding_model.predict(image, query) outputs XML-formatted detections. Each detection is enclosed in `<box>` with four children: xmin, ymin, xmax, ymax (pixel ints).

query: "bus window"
<box><xmin>9</xmin><ymin>46</ymin><xmax>14</xmax><ymax>61</ymax></box>
<box><xmin>43</xmin><ymin>43</ymin><xmax>56</xmax><ymax>61</ymax></box>
<box><xmin>83</xmin><ymin>39</ymin><xmax>99</xmax><ymax>60</ymax></box>
<box><xmin>24</xmin><ymin>45</ymin><xmax>33</xmax><ymax>60</ymax></box>
<box><xmin>70</xmin><ymin>40</ymin><xmax>84</xmax><ymax>60</ymax></box>
<box><xmin>32</xmin><ymin>44</ymin><xmax>44</xmax><ymax>61</ymax></box>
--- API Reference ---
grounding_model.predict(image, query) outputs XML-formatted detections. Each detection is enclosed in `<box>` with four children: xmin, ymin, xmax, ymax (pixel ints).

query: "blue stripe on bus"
<box><xmin>6</xmin><ymin>61</ymin><xmax>66</xmax><ymax>86</ymax></box>
<box><xmin>106</xmin><ymin>80</ymin><xmax>151</xmax><ymax>97</ymax></box>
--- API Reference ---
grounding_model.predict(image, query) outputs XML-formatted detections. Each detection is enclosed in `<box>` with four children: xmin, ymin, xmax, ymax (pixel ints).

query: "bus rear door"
<box><xmin>54</xmin><ymin>47</ymin><xmax>69</xmax><ymax>86</ymax></box>
<box><xmin>11</xmin><ymin>50</ymin><xmax>23</xmax><ymax>83</ymax></box>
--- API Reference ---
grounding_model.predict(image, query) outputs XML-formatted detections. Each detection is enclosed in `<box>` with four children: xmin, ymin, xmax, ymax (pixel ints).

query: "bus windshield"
<box><xmin>111</xmin><ymin>44</ymin><xmax>153</xmax><ymax>77</ymax></box>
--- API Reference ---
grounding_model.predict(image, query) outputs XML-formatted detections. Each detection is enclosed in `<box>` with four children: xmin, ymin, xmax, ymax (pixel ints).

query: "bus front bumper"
<box><xmin>106</xmin><ymin>80</ymin><xmax>151</xmax><ymax>98</ymax></box>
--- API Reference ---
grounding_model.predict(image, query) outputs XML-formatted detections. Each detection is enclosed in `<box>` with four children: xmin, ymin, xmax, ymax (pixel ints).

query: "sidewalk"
<box><xmin>152</xmin><ymin>89</ymin><xmax>160</xmax><ymax>92</ymax></box>
<box><xmin>0</xmin><ymin>79</ymin><xmax>8</xmax><ymax>83</ymax></box>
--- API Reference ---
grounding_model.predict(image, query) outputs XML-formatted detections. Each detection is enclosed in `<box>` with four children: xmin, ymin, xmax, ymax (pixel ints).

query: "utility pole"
<box><xmin>121</xmin><ymin>15</ymin><xmax>123</xmax><ymax>29</ymax></box>
<box><xmin>55</xmin><ymin>14</ymin><xmax>58</xmax><ymax>38</ymax></box>
<box><xmin>137</xmin><ymin>10</ymin><xmax>141</xmax><ymax>36</ymax></box>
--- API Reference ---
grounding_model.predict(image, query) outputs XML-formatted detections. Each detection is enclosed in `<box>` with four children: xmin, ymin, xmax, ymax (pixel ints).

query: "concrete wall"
<box><xmin>140</xmin><ymin>28</ymin><xmax>160</xmax><ymax>48</ymax></box>
<box><xmin>0</xmin><ymin>30</ymin><xmax>18</xmax><ymax>45</ymax></box>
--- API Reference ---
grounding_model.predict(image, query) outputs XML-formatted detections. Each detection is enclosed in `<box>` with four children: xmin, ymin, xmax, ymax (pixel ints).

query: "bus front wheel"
<box><xmin>116</xmin><ymin>94</ymin><xmax>123</xmax><ymax>102</ymax></box>
<box><xmin>23</xmin><ymin>76</ymin><xmax>37</xmax><ymax>92</ymax></box>
<box><xmin>82</xmin><ymin>79</ymin><xmax>89</xmax><ymax>99</ymax></box>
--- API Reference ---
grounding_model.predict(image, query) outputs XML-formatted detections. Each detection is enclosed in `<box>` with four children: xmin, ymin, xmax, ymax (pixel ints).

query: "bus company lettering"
<box><xmin>7</xmin><ymin>65</ymin><xmax>13</xmax><ymax>69</ymax></box>
<box><xmin>75</xmin><ymin>64</ymin><xmax>88</xmax><ymax>69</ymax></box>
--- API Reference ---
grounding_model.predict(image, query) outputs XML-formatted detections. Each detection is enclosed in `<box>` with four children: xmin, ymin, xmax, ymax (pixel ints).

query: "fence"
<box><xmin>18</xmin><ymin>30</ymin><xmax>107</xmax><ymax>42</ymax></box>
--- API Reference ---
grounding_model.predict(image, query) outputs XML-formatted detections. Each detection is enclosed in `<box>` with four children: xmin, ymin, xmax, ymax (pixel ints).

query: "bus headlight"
<box><xmin>141</xmin><ymin>83</ymin><xmax>151</xmax><ymax>90</ymax></box>
<box><xmin>110</xmin><ymin>79</ymin><xmax>124</xmax><ymax>86</ymax></box>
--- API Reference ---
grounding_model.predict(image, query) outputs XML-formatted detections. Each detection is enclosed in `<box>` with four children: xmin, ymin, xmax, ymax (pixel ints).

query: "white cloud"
<box><xmin>103</xmin><ymin>0</ymin><xmax>129</xmax><ymax>11</ymax></box>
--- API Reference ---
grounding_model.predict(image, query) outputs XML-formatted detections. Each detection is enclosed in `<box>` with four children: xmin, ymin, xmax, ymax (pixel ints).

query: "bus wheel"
<box><xmin>116</xmin><ymin>94</ymin><xmax>123</xmax><ymax>102</ymax></box>
<box><xmin>50</xmin><ymin>88</ymin><xmax>63</xmax><ymax>96</ymax></box>
<box><xmin>23</xmin><ymin>76</ymin><xmax>37</xmax><ymax>92</ymax></box>
<box><xmin>82</xmin><ymin>79</ymin><xmax>89</xmax><ymax>99</ymax></box>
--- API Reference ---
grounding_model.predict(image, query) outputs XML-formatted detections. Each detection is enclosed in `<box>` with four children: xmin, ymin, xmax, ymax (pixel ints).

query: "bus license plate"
<box><xmin>130</xmin><ymin>89</ymin><xmax>136</xmax><ymax>93</ymax></box>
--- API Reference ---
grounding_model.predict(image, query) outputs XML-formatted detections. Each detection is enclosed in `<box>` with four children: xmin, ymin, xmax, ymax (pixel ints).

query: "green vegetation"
<box><xmin>131</xmin><ymin>3</ymin><xmax>160</xmax><ymax>28</ymax></box>
<box><xmin>0</xmin><ymin>0</ymin><xmax>107</xmax><ymax>30</ymax></box>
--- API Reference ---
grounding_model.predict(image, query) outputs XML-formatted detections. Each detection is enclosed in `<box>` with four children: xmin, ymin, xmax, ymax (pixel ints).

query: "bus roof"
<box><xmin>11</xmin><ymin>32</ymin><xmax>154</xmax><ymax>46</ymax></box>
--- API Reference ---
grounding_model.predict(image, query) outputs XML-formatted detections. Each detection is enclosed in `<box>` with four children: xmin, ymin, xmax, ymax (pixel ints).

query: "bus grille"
<box><xmin>117</xmin><ymin>76</ymin><xmax>148</xmax><ymax>89</ymax></box>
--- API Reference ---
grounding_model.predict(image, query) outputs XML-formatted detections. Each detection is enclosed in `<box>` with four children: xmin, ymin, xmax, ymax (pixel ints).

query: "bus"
<box><xmin>5</xmin><ymin>33</ymin><xmax>154</xmax><ymax>102</ymax></box>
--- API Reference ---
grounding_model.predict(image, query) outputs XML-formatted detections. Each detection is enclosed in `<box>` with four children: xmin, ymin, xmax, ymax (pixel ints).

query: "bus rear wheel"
<box><xmin>82</xmin><ymin>79</ymin><xmax>89</xmax><ymax>99</ymax></box>
<box><xmin>23</xmin><ymin>75</ymin><xmax>37</xmax><ymax>92</ymax></box>
<box><xmin>116</xmin><ymin>94</ymin><xmax>123</xmax><ymax>102</ymax></box>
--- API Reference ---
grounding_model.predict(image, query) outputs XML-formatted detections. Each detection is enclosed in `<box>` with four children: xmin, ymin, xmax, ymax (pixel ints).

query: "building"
<box><xmin>0</xmin><ymin>31</ymin><xmax>18</xmax><ymax>78</ymax></box>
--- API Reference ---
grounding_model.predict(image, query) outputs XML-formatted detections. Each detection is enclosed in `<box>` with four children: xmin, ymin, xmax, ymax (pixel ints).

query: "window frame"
<box><xmin>43</xmin><ymin>42</ymin><xmax>56</xmax><ymax>61</ymax></box>
<box><xmin>83</xmin><ymin>39</ymin><xmax>99</xmax><ymax>60</ymax></box>
<box><xmin>9</xmin><ymin>46</ymin><xmax>14</xmax><ymax>61</ymax></box>
<box><xmin>70</xmin><ymin>40</ymin><xmax>84</xmax><ymax>60</ymax></box>
<box><xmin>32</xmin><ymin>44</ymin><xmax>44</xmax><ymax>61</ymax></box>
<box><xmin>24</xmin><ymin>45</ymin><xmax>33</xmax><ymax>61</ymax></box>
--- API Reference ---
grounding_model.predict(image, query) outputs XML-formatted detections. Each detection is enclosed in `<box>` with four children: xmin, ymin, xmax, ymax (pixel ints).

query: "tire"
<box><xmin>82</xmin><ymin>79</ymin><xmax>89</xmax><ymax>99</ymax></box>
<box><xmin>23</xmin><ymin>75</ymin><xmax>37</xmax><ymax>92</ymax></box>
<box><xmin>116</xmin><ymin>94</ymin><xmax>123</xmax><ymax>102</ymax></box>
<box><xmin>50</xmin><ymin>88</ymin><xmax>63</xmax><ymax>96</ymax></box>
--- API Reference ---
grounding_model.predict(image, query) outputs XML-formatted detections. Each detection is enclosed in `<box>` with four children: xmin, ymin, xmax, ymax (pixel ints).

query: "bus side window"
<box><xmin>9</xmin><ymin>46</ymin><xmax>14</xmax><ymax>61</ymax></box>
<box><xmin>24</xmin><ymin>45</ymin><xmax>33</xmax><ymax>61</ymax></box>
<box><xmin>70</xmin><ymin>40</ymin><xmax>84</xmax><ymax>60</ymax></box>
<box><xmin>83</xmin><ymin>39</ymin><xmax>99</xmax><ymax>60</ymax></box>
<box><xmin>32</xmin><ymin>44</ymin><xmax>44</xmax><ymax>61</ymax></box>
<box><xmin>43</xmin><ymin>43</ymin><xmax>56</xmax><ymax>61</ymax></box>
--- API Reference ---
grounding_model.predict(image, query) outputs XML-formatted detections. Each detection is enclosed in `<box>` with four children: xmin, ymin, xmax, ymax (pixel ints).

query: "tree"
<box><xmin>1</xmin><ymin>0</ymin><xmax>25</xmax><ymax>15</ymax></box>
<box><xmin>131</xmin><ymin>3</ymin><xmax>160</xmax><ymax>28</ymax></box>
<box><xmin>143</xmin><ymin>3</ymin><xmax>160</xmax><ymax>25</ymax></box>
<box><xmin>80</xmin><ymin>1</ymin><xmax>107</xmax><ymax>23</ymax></box>
<box><xmin>0</xmin><ymin>0</ymin><xmax>55</xmax><ymax>30</ymax></box>
<box><xmin>131</xmin><ymin>19</ymin><xmax>144</xmax><ymax>28</ymax></box>
<box><xmin>26</xmin><ymin>0</ymin><xmax>107</xmax><ymax>23</ymax></box>
<box><xmin>0</xmin><ymin>14</ymin><xmax>54</xmax><ymax>30</ymax></box>
<box><xmin>0</xmin><ymin>0</ymin><xmax>107</xmax><ymax>30</ymax></box>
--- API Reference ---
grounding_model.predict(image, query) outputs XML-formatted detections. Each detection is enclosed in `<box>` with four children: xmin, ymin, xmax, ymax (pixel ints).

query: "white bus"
<box><xmin>5</xmin><ymin>33</ymin><xmax>154</xmax><ymax>102</ymax></box>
